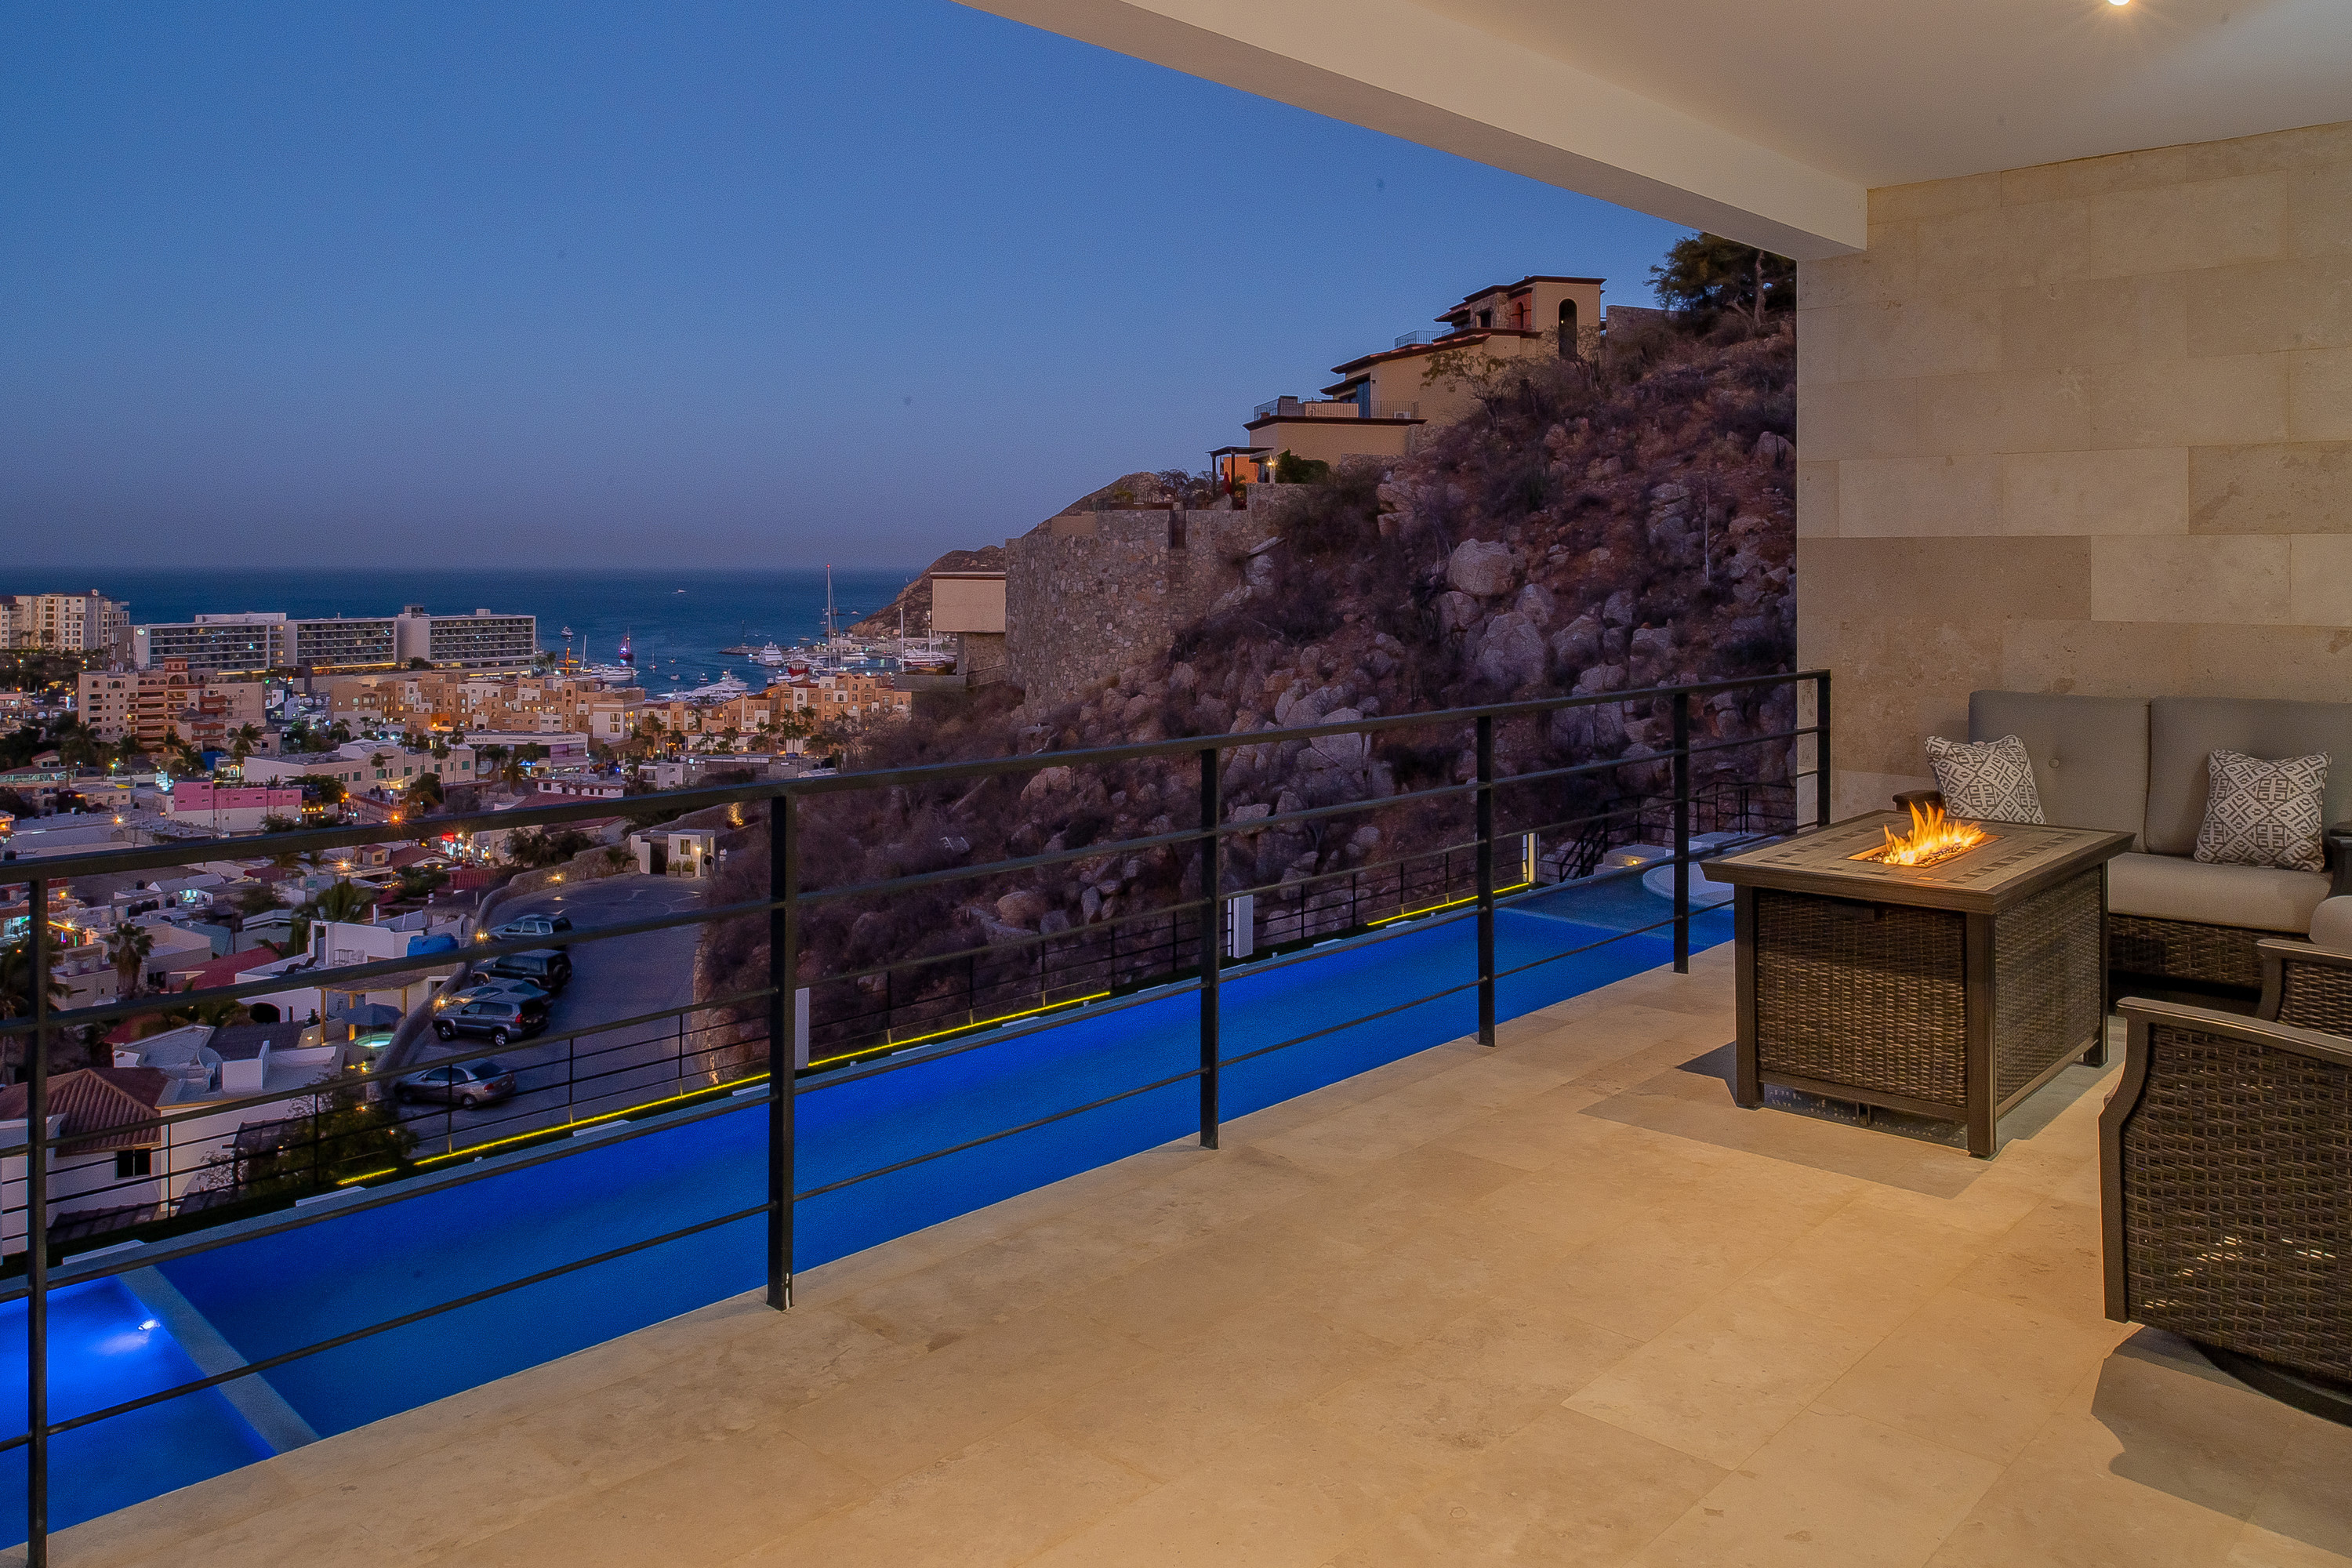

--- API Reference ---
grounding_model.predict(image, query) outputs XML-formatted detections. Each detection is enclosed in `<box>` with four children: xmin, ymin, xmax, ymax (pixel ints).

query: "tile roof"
<box><xmin>0</xmin><ymin>1067</ymin><xmax>170</xmax><ymax>1154</ymax></box>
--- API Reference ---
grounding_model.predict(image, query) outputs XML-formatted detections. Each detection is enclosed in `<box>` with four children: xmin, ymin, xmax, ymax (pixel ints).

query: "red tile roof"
<box><xmin>0</xmin><ymin>1067</ymin><xmax>170</xmax><ymax>1154</ymax></box>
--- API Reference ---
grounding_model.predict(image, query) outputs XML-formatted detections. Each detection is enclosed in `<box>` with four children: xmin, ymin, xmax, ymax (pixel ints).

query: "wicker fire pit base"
<box><xmin>1708</xmin><ymin>815</ymin><xmax>2133</xmax><ymax>1159</ymax></box>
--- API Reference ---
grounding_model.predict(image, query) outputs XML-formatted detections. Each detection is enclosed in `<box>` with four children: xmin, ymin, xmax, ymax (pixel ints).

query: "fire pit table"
<box><xmin>1705</xmin><ymin>812</ymin><xmax>2132</xmax><ymax>1158</ymax></box>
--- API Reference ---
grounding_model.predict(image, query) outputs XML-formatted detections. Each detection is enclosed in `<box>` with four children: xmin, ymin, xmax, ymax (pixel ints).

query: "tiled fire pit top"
<box><xmin>1706</xmin><ymin>814</ymin><xmax>2133</xmax><ymax>913</ymax></box>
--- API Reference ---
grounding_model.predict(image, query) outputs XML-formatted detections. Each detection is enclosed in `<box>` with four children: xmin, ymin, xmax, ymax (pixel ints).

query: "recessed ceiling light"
<box><xmin>2107</xmin><ymin>0</ymin><xmax>2129</xmax><ymax>6</ymax></box>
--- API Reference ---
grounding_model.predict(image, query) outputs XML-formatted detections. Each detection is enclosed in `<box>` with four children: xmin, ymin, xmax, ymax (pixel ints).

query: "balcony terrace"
<box><xmin>38</xmin><ymin>942</ymin><xmax>2349</xmax><ymax>1568</ymax></box>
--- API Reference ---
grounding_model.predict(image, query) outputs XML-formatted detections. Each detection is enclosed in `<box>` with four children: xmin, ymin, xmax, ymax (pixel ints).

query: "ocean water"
<box><xmin>34</xmin><ymin>568</ymin><xmax>919</xmax><ymax>690</ymax></box>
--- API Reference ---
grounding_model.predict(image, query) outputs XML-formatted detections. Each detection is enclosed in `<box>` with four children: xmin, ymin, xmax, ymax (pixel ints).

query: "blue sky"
<box><xmin>2</xmin><ymin>2</ymin><xmax>1688</xmax><ymax>572</ymax></box>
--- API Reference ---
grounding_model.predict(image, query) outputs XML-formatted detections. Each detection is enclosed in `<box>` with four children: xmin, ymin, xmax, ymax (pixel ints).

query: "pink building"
<box><xmin>162</xmin><ymin>781</ymin><xmax>303</xmax><ymax>833</ymax></box>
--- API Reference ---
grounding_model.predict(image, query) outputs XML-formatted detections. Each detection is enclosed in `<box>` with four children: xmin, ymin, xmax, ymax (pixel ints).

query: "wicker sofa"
<box><xmin>2103</xmin><ymin>939</ymin><xmax>2352</xmax><ymax>1410</ymax></box>
<box><xmin>1908</xmin><ymin>691</ymin><xmax>2352</xmax><ymax>996</ymax></box>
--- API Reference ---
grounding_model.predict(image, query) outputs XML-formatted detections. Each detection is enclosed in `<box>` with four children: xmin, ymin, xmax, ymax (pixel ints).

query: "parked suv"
<box><xmin>396</xmin><ymin>1058</ymin><xmax>517</xmax><ymax>1108</ymax></box>
<box><xmin>492</xmin><ymin>913</ymin><xmax>572</xmax><ymax>941</ymax></box>
<box><xmin>430</xmin><ymin>996</ymin><xmax>547</xmax><ymax>1047</ymax></box>
<box><xmin>483</xmin><ymin>949</ymin><xmax>572</xmax><ymax>993</ymax></box>
<box><xmin>437</xmin><ymin>978</ymin><xmax>551</xmax><ymax>1011</ymax></box>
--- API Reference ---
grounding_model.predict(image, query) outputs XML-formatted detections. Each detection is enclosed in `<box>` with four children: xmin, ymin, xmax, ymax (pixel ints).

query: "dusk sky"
<box><xmin>4</xmin><ymin>2</ymin><xmax>1688</xmax><ymax>572</ymax></box>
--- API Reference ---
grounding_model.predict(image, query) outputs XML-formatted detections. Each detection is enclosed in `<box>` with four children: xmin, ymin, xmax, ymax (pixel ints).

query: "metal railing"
<box><xmin>0</xmin><ymin>666</ymin><xmax>1828</xmax><ymax>1562</ymax></box>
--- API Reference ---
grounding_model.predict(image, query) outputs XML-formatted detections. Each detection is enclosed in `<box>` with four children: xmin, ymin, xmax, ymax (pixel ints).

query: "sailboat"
<box><xmin>579</xmin><ymin>631</ymin><xmax>637</xmax><ymax>684</ymax></box>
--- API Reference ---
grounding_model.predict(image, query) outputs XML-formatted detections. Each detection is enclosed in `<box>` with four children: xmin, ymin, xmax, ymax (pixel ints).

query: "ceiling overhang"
<box><xmin>961</xmin><ymin>0</ymin><xmax>2352</xmax><ymax>263</ymax></box>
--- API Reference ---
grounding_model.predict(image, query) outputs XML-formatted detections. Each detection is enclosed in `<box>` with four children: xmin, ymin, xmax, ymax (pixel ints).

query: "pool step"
<box><xmin>122</xmin><ymin>1266</ymin><xmax>320</xmax><ymax>1454</ymax></box>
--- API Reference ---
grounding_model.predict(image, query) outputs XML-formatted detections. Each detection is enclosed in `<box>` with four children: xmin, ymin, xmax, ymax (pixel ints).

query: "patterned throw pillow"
<box><xmin>1926</xmin><ymin>734</ymin><xmax>2046</xmax><ymax>824</ymax></box>
<box><xmin>2194</xmin><ymin>750</ymin><xmax>2328</xmax><ymax>872</ymax></box>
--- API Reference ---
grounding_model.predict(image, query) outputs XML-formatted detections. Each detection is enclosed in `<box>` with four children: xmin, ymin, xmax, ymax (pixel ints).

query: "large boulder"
<box><xmin>1628</xmin><ymin>626</ymin><xmax>1677</xmax><ymax>684</ymax></box>
<box><xmin>996</xmin><ymin>889</ymin><xmax>1051</xmax><ymax>928</ymax></box>
<box><xmin>1435</xmin><ymin>590</ymin><xmax>1480</xmax><ymax>637</ymax></box>
<box><xmin>1019</xmin><ymin>766</ymin><xmax>1073</xmax><ymax>802</ymax></box>
<box><xmin>1514</xmin><ymin>582</ymin><xmax>1557</xmax><ymax>627</ymax></box>
<box><xmin>1473</xmin><ymin>613</ymin><xmax>1548</xmax><ymax>691</ymax></box>
<box><xmin>1549</xmin><ymin>613</ymin><xmax>1602</xmax><ymax>670</ymax></box>
<box><xmin>1602</xmin><ymin>588</ymin><xmax>1639</xmax><ymax>628</ymax></box>
<box><xmin>1447</xmin><ymin>539</ymin><xmax>1520</xmax><ymax>598</ymax></box>
<box><xmin>1549</xmin><ymin>701</ymin><xmax>1626</xmax><ymax>756</ymax></box>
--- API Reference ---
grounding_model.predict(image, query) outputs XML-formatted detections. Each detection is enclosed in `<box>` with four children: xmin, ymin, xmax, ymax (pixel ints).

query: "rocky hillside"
<box><xmin>705</xmin><ymin>317</ymin><xmax>1797</xmax><ymax>1053</ymax></box>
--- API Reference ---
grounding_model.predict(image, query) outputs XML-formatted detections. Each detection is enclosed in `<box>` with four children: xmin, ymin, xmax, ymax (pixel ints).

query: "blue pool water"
<box><xmin>0</xmin><ymin>1280</ymin><xmax>272</xmax><ymax>1534</ymax></box>
<box><xmin>9</xmin><ymin>891</ymin><xmax>1732</xmax><ymax>1542</ymax></box>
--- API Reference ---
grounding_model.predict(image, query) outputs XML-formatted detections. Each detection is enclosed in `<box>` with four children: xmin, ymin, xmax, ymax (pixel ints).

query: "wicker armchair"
<box><xmin>2102</xmin><ymin>981</ymin><xmax>2352</xmax><ymax>1409</ymax></box>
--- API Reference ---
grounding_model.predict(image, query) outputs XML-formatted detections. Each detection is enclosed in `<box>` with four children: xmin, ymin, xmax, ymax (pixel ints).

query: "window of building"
<box><xmin>115</xmin><ymin>1148</ymin><xmax>153</xmax><ymax>1178</ymax></box>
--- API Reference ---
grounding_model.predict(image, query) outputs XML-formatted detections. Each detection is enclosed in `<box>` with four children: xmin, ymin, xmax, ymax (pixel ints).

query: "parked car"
<box><xmin>483</xmin><ymin>949</ymin><xmax>572</xmax><ymax>993</ymax></box>
<box><xmin>436</xmin><ymin>978</ymin><xmax>551</xmax><ymax>1011</ymax></box>
<box><xmin>491</xmin><ymin>913</ymin><xmax>572</xmax><ymax>940</ymax></box>
<box><xmin>429</xmin><ymin>996</ymin><xmax>547</xmax><ymax>1047</ymax></box>
<box><xmin>395</xmin><ymin>1058</ymin><xmax>518</xmax><ymax>1108</ymax></box>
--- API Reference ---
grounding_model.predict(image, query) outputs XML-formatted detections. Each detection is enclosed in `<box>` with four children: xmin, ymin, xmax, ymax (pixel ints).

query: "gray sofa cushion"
<box><xmin>1969</xmin><ymin>691</ymin><xmax>2151</xmax><ymax>846</ymax></box>
<box><xmin>2146</xmin><ymin>698</ymin><xmax>2352</xmax><ymax>856</ymax></box>
<box><xmin>2107</xmin><ymin>851</ymin><xmax>2332</xmax><ymax>934</ymax></box>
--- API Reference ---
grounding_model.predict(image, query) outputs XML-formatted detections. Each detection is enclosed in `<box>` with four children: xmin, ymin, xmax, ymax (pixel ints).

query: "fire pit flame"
<box><xmin>1853</xmin><ymin>801</ymin><xmax>1992</xmax><ymax>868</ymax></box>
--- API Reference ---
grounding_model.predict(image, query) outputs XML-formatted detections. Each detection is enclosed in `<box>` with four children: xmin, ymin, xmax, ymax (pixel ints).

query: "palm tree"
<box><xmin>55</xmin><ymin>722</ymin><xmax>100</xmax><ymax>769</ymax></box>
<box><xmin>144</xmin><ymin>987</ymin><xmax>250</xmax><ymax>1037</ymax></box>
<box><xmin>0</xmin><ymin>938</ymin><xmax>71</xmax><ymax>1022</ymax></box>
<box><xmin>229</xmin><ymin>723</ymin><xmax>263</xmax><ymax>764</ymax></box>
<box><xmin>308</xmin><ymin>880</ymin><xmax>373</xmax><ymax>924</ymax></box>
<box><xmin>107</xmin><ymin>923</ymin><xmax>154</xmax><ymax>998</ymax></box>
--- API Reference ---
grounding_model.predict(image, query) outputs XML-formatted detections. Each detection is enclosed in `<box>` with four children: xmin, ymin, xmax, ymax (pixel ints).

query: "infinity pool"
<box><xmin>7</xmin><ymin>891</ymin><xmax>1731</xmax><ymax>1542</ymax></box>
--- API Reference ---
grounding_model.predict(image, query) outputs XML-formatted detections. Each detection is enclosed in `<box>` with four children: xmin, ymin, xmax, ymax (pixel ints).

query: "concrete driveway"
<box><xmin>394</xmin><ymin>873</ymin><xmax>724</xmax><ymax>1155</ymax></box>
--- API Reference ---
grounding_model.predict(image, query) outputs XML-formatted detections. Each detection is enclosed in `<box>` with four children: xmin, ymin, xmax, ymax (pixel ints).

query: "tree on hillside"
<box><xmin>306</xmin><ymin>880</ymin><xmax>374</xmax><ymax>925</ymax></box>
<box><xmin>1651</xmin><ymin>234</ymin><xmax>1795</xmax><ymax>325</ymax></box>
<box><xmin>55</xmin><ymin>721</ymin><xmax>101</xmax><ymax>769</ymax></box>
<box><xmin>108</xmin><ymin>923</ymin><xmax>154</xmax><ymax>997</ymax></box>
<box><xmin>0</xmin><ymin>938</ymin><xmax>71</xmax><ymax>1024</ymax></box>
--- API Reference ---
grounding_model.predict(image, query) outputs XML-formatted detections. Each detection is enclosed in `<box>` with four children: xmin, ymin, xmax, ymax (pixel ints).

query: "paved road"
<box><xmin>394</xmin><ymin>873</ymin><xmax>729</xmax><ymax>1156</ymax></box>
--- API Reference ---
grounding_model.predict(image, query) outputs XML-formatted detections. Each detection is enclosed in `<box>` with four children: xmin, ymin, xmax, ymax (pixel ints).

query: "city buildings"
<box><xmin>132</xmin><ymin>605</ymin><xmax>537</xmax><ymax>676</ymax></box>
<box><xmin>0</xmin><ymin>590</ymin><xmax>132</xmax><ymax>661</ymax></box>
<box><xmin>159</xmin><ymin>781</ymin><xmax>303</xmax><ymax>833</ymax></box>
<box><xmin>319</xmin><ymin>669</ymin><xmax>637</xmax><ymax>740</ymax></box>
<box><xmin>76</xmin><ymin>661</ymin><xmax>268</xmax><ymax>750</ymax></box>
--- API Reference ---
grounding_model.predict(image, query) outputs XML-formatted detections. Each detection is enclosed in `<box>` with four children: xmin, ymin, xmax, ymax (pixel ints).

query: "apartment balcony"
<box><xmin>39</xmin><ymin>938</ymin><xmax>2350</xmax><ymax>1568</ymax></box>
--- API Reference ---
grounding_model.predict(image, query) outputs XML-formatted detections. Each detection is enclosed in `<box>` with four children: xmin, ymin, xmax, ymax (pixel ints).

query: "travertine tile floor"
<box><xmin>33</xmin><ymin>943</ymin><xmax>2352</xmax><ymax>1567</ymax></box>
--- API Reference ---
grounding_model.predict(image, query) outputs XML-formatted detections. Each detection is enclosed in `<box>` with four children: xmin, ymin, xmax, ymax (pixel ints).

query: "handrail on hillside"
<box><xmin>0</xmin><ymin>666</ymin><xmax>1828</xmax><ymax>1564</ymax></box>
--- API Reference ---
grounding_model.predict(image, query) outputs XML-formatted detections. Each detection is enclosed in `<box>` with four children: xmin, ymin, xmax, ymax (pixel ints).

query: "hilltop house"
<box><xmin>1218</xmin><ymin>274</ymin><xmax>1607</xmax><ymax>485</ymax></box>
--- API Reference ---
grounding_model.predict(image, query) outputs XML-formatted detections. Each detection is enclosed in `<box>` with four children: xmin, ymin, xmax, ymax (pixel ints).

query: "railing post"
<box><xmin>1475</xmin><ymin>715</ymin><xmax>1496</xmax><ymax>1047</ymax></box>
<box><xmin>1815</xmin><ymin>671</ymin><xmax>1833</xmax><ymax>828</ymax></box>
<box><xmin>766</xmin><ymin>790</ymin><xmax>798</xmax><ymax>1310</ymax></box>
<box><xmin>27</xmin><ymin>877</ymin><xmax>50</xmax><ymax>1567</ymax></box>
<box><xmin>1672</xmin><ymin>688</ymin><xmax>1693</xmax><ymax>975</ymax></box>
<box><xmin>1197</xmin><ymin>748</ymin><xmax>1221</xmax><ymax>1149</ymax></box>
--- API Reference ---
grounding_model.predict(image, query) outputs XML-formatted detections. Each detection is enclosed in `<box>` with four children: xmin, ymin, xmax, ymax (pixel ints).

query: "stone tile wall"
<box><xmin>1005</xmin><ymin>508</ymin><xmax>1275</xmax><ymax>710</ymax></box>
<box><xmin>1797</xmin><ymin>120</ymin><xmax>2352</xmax><ymax>816</ymax></box>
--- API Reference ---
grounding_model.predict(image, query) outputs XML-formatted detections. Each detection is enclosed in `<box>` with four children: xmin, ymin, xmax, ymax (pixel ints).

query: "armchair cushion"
<box><xmin>2308</xmin><ymin>898</ymin><xmax>2352</xmax><ymax>956</ymax></box>
<box><xmin>2107</xmin><ymin>852</ymin><xmax>2332</xmax><ymax>935</ymax></box>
